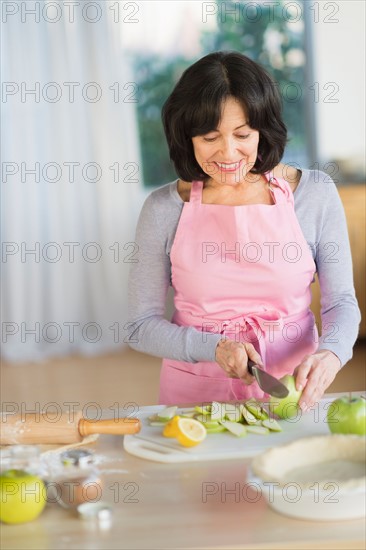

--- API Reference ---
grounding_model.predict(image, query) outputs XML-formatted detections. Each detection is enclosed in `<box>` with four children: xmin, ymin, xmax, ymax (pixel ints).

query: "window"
<box><xmin>122</xmin><ymin>1</ymin><xmax>310</xmax><ymax>187</ymax></box>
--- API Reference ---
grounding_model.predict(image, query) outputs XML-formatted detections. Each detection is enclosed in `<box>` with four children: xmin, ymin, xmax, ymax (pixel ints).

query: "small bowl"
<box><xmin>77</xmin><ymin>501</ymin><xmax>113</xmax><ymax>529</ymax></box>
<box><xmin>250</xmin><ymin>435</ymin><xmax>365</xmax><ymax>521</ymax></box>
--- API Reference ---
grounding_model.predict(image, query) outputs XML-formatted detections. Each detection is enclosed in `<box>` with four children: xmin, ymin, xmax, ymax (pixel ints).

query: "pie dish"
<box><xmin>250</xmin><ymin>435</ymin><xmax>366</xmax><ymax>520</ymax></box>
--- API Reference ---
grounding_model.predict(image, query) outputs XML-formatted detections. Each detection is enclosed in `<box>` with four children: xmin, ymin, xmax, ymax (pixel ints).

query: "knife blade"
<box><xmin>247</xmin><ymin>360</ymin><xmax>289</xmax><ymax>398</ymax></box>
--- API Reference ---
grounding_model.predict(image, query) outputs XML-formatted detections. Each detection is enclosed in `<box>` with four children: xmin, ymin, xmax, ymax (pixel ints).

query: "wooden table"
<box><xmin>1</xmin><ymin>396</ymin><xmax>365</xmax><ymax>550</ymax></box>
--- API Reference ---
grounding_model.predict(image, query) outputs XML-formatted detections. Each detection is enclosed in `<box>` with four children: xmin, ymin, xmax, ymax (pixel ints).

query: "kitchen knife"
<box><xmin>247</xmin><ymin>360</ymin><xmax>289</xmax><ymax>398</ymax></box>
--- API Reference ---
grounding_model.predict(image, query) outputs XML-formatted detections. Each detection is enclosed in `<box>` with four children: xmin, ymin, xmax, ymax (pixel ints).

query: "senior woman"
<box><xmin>128</xmin><ymin>51</ymin><xmax>361</xmax><ymax>409</ymax></box>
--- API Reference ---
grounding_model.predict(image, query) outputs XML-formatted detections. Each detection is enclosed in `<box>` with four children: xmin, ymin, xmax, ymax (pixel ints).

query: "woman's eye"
<box><xmin>202</xmin><ymin>134</ymin><xmax>250</xmax><ymax>142</ymax></box>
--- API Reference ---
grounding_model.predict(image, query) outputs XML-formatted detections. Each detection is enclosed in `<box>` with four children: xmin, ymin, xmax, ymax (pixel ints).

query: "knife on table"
<box><xmin>247</xmin><ymin>359</ymin><xmax>289</xmax><ymax>398</ymax></box>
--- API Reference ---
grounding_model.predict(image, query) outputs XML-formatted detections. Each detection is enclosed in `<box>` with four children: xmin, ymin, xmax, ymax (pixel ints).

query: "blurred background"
<box><xmin>1</xmin><ymin>0</ymin><xmax>365</xmax><ymax>406</ymax></box>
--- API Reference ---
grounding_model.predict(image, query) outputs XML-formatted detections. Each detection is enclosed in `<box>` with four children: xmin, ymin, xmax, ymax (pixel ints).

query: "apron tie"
<box><xmin>220</xmin><ymin>309</ymin><xmax>283</xmax><ymax>367</ymax></box>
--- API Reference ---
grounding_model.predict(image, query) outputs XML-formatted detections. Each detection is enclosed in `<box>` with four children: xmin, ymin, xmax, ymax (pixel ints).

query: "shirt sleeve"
<box><xmin>315</xmin><ymin>176</ymin><xmax>361</xmax><ymax>366</ymax></box>
<box><xmin>127</xmin><ymin>192</ymin><xmax>222</xmax><ymax>362</ymax></box>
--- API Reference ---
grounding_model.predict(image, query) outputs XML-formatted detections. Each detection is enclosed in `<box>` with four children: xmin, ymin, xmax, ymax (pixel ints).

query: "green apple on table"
<box><xmin>269</xmin><ymin>374</ymin><xmax>302</xmax><ymax>419</ymax></box>
<box><xmin>327</xmin><ymin>395</ymin><xmax>366</xmax><ymax>435</ymax></box>
<box><xmin>0</xmin><ymin>469</ymin><xmax>47</xmax><ymax>524</ymax></box>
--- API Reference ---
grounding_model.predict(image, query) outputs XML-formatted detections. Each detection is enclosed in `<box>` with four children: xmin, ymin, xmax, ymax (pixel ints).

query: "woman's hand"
<box><xmin>215</xmin><ymin>339</ymin><xmax>264</xmax><ymax>384</ymax></box>
<box><xmin>293</xmin><ymin>349</ymin><xmax>342</xmax><ymax>411</ymax></box>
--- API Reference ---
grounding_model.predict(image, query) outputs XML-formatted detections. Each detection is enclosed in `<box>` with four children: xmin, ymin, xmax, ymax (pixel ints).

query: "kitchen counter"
<box><xmin>1</xmin><ymin>393</ymin><xmax>365</xmax><ymax>550</ymax></box>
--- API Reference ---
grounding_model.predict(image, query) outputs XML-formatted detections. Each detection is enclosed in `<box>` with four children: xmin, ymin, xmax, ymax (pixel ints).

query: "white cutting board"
<box><xmin>123</xmin><ymin>397</ymin><xmax>334</xmax><ymax>463</ymax></box>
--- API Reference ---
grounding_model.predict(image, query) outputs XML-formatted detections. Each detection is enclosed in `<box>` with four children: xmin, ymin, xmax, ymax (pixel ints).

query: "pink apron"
<box><xmin>159</xmin><ymin>172</ymin><xmax>318</xmax><ymax>405</ymax></box>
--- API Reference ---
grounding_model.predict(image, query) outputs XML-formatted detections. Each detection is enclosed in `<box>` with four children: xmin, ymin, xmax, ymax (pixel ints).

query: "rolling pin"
<box><xmin>0</xmin><ymin>411</ymin><xmax>141</xmax><ymax>445</ymax></box>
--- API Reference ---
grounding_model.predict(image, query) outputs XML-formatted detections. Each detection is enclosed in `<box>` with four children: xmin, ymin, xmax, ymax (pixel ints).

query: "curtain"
<box><xmin>1</xmin><ymin>1</ymin><xmax>144</xmax><ymax>361</ymax></box>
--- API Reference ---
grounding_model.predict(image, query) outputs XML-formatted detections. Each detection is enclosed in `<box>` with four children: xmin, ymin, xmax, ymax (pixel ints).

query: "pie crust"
<box><xmin>251</xmin><ymin>434</ymin><xmax>366</xmax><ymax>492</ymax></box>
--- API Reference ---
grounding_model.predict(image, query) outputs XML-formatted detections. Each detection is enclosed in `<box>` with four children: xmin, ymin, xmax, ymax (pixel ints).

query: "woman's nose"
<box><xmin>220</xmin><ymin>138</ymin><xmax>237</xmax><ymax>159</ymax></box>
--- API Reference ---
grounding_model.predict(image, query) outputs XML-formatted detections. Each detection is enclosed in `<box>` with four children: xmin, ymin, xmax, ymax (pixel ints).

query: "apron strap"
<box><xmin>264</xmin><ymin>171</ymin><xmax>290</xmax><ymax>205</ymax></box>
<box><xmin>189</xmin><ymin>180</ymin><xmax>204</xmax><ymax>205</ymax></box>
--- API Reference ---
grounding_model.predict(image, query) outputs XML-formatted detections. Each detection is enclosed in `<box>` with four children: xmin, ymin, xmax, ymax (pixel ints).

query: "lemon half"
<box><xmin>175</xmin><ymin>418</ymin><xmax>207</xmax><ymax>447</ymax></box>
<box><xmin>163</xmin><ymin>415</ymin><xmax>181</xmax><ymax>438</ymax></box>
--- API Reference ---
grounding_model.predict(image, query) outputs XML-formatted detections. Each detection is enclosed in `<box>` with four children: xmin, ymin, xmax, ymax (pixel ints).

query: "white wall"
<box><xmin>311</xmin><ymin>0</ymin><xmax>365</xmax><ymax>173</ymax></box>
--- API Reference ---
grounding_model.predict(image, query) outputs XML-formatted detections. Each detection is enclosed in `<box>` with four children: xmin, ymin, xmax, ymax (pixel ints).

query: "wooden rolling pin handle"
<box><xmin>78</xmin><ymin>417</ymin><xmax>141</xmax><ymax>437</ymax></box>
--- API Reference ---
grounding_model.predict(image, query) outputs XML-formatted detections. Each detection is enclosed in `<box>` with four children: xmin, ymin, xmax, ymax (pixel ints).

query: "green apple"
<box><xmin>269</xmin><ymin>374</ymin><xmax>302</xmax><ymax>419</ymax></box>
<box><xmin>0</xmin><ymin>469</ymin><xmax>47</xmax><ymax>524</ymax></box>
<box><xmin>327</xmin><ymin>396</ymin><xmax>366</xmax><ymax>435</ymax></box>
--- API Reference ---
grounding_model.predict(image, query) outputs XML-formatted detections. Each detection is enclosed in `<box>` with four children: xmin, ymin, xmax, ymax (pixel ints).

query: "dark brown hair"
<box><xmin>161</xmin><ymin>51</ymin><xmax>287</xmax><ymax>181</ymax></box>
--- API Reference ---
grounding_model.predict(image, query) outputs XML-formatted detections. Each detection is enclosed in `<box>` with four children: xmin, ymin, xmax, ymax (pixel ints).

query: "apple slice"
<box><xmin>180</xmin><ymin>412</ymin><xmax>196</xmax><ymax>419</ymax></box>
<box><xmin>224</xmin><ymin>403</ymin><xmax>242</xmax><ymax>422</ymax></box>
<box><xmin>219</xmin><ymin>421</ymin><xmax>247</xmax><ymax>437</ymax></box>
<box><xmin>261</xmin><ymin>418</ymin><xmax>282</xmax><ymax>432</ymax></box>
<box><xmin>244</xmin><ymin>399</ymin><xmax>263</xmax><ymax>419</ymax></box>
<box><xmin>157</xmin><ymin>406</ymin><xmax>178</xmax><ymax>422</ymax></box>
<box><xmin>194</xmin><ymin>413</ymin><xmax>212</xmax><ymax>423</ymax></box>
<box><xmin>245</xmin><ymin>399</ymin><xmax>269</xmax><ymax>420</ymax></box>
<box><xmin>202</xmin><ymin>420</ymin><xmax>221</xmax><ymax>430</ymax></box>
<box><xmin>194</xmin><ymin>405</ymin><xmax>212</xmax><ymax>414</ymax></box>
<box><xmin>211</xmin><ymin>402</ymin><xmax>225</xmax><ymax>421</ymax></box>
<box><xmin>246</xmin><ymin>425</ymin><xmax>270</xmax><ymax>435</ymax></box>
<box><xmin>148</xmin><ymin>414</ymin><xmax>168</xmax><ymax>424</ymax></box>
<box><xmin>240</xmin><ymin>404</ymin><xmax>258</xmax><ymax>425</ymax></box>
<box><xmin>225</xmin><ymin>411</ymin><xmax>239</xmax><ymax>422</ymax></box>
<box><xmin>206</xmin><ymin>425</ymin><xmax>227</xmax><ymax>434</ymax></box>
<box><xmin>259</xmin><ymin>407</ymin><xmax>269</xmax><ymax>420</ymax></box>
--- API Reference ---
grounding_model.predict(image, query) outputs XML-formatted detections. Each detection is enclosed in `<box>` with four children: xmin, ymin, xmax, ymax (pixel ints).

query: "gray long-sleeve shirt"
<box><xmin>127</xmin><ymin>170</ymin><xmax>361</xmax><ymax>367</ymax></box>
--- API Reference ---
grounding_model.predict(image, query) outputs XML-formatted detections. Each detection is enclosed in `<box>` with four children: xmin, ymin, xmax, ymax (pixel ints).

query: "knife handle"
<box><xmin>247</xmin><ymin>359</ymin><xmax>257</xmax><ymax>374</ymax></box>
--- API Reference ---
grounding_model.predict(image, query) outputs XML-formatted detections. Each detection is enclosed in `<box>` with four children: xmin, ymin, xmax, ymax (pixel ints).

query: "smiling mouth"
<box><xmin>215</xmin><ymin>161</ymin><xmax>242</xmax><ymax>171</ymax></box>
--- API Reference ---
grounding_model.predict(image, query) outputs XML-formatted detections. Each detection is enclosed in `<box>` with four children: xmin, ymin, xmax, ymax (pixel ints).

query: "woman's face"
<box><xmin>191</xmin><ymin>96</ymin><xmax>260</xmax><ymax>187</ymax></box>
